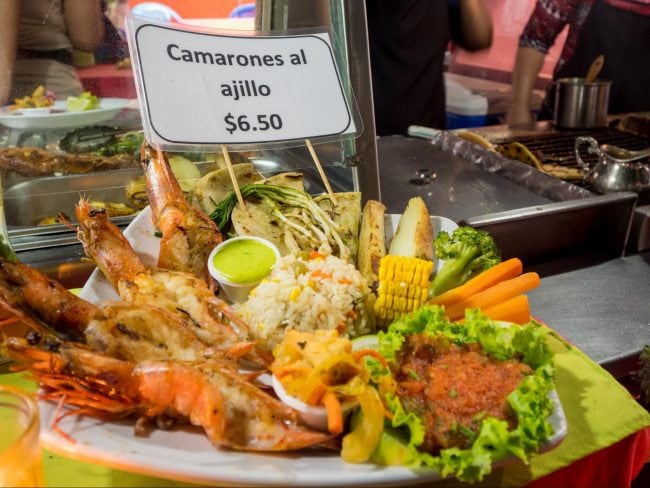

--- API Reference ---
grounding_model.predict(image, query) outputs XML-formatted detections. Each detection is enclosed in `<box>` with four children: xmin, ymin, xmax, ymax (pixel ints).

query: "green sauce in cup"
<box><xmin>211</xmin><ymin>237</ymin><xmax>278</xmax><ymax>284</ymax></box>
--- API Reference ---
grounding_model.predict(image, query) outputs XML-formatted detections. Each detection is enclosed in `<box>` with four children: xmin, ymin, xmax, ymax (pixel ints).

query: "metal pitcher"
<box><xmin>574</xmin><ymin>136</ymin><xmax>650</xmax><ymax>193</ymax></box>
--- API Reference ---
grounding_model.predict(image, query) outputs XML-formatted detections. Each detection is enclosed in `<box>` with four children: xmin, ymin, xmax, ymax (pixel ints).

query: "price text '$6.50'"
<box><xmin>224</xmin><ymin>113</ymin><xmax>283</xmax><ymax>135</ymax></box>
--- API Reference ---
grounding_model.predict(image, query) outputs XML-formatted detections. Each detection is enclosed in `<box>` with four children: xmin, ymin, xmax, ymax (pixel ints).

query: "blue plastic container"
<box><xmin>445</xmin><ymin>80</ymin><xmax>488</xmax><ymax>129</ymax></box>
<box><xmin>446</xmin><ymin>112</ymin><xmax>487</xmax><ymax>129</ymax></box>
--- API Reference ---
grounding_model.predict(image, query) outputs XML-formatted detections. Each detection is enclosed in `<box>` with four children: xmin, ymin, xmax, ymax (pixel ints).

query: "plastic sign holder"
<box><xmin>126</xmin><ymin>15</ymin><xmax>362</xmax><ymax>153</ymax></box>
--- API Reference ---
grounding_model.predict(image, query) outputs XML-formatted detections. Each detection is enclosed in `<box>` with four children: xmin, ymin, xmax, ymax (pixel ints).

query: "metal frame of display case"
<box><xmin>256</xmin><ymin>0</ymin><xmax>381</xmax><ymax>202</ymax></box>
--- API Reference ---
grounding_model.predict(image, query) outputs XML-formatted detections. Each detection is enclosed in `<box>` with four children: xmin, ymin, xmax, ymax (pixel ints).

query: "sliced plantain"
<box><xmin>541</xmin><ymin>164</ymin><xmax>584</xmax><ymax>180</ymax></box>
<box><xmin>495</xmin><ymin>142</ymin><xmax>543</xmax><ymax>170</ymax></box>
<box><xmin>456</xmin><ymin>130</ymin><xmax>496</xmax><ymax>152</ymax></box>
<box><xmin>356</xmin><ymin>200</ymin><xmax>387</xmax><ymax>287</ymax></box>
<box><xmin>494</xmin><ymin>141</ymin><xmax>584</xmax><ymax>181</ymax></box>
<box><xmin>88</xmin><ymin>201</ymin><xmax>138</xmax><ymax>217</ymax></box>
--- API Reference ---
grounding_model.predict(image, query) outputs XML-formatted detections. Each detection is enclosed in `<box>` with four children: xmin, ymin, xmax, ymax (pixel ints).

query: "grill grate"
<box><xmin>492</xmin><ymin>127</ymin><xmax>650</xmax><ymax>172</ymax></box>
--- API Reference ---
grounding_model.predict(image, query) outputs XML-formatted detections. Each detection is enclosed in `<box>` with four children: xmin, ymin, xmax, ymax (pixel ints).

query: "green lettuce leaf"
<box><xmin>373</xmin><ymin>305</ymin><xmax>556</xmax><ymax>483</ymax></box>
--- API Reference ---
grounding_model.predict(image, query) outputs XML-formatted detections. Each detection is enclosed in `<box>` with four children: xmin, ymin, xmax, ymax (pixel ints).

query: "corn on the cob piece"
<box><xmin>374</xmin><ymin>255</ymin><xmax>433</xmax><ymax>329</ymax></box>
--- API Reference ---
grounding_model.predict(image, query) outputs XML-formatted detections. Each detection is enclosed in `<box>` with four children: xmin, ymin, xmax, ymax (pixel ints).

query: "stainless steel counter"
<box><xmin>526</xmin><ymin>252</ymin><xmax>650</xmax><ymax>378</ymax></box>
<box><xmin>376</xmin><ymin>134</ymin><xmax>553</xmax><ymax>219</ymax></box>
<box><xmin>376</xmin><ymin>135</ymin><xmax>649</xmax><ymax>378</ymax></box>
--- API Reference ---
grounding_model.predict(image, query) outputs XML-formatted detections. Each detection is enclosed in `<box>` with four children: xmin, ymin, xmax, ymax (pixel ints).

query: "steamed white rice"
<box><xmin>235</xmin><ymin>253</ymin><xmax>375</xmax><ymax>350</ymax></box>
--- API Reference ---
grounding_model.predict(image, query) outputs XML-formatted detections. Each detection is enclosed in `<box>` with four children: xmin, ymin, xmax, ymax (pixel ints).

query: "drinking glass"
<box><xmin>0</xmin><ymin>386</ymin><xmax>44</xmax><ymax>487</ymax></box>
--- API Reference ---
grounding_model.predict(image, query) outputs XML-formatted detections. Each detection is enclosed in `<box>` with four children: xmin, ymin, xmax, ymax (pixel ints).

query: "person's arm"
<box><xmin>506</xmin><ymin>46</ymin><xmax>546</xmax><ymax>127</ymax></box>
<box><xmin>506</xmin><ymin>0</ymin><xmax>580</xmax><ymax>127</ymax></box>
<box><xmin>454</xmin><ymin>0</ymin><xmax>493</xmax><ymax>51</ymax></box>
<box><xmin>63</xmin><ymin>0</ymin><xmax>104</xmax><ymax>52</ymax></box>
<box><xmin>0</xmin><ymin>0</ymin><xmax>20</xmax><ymax>105</ymax></box>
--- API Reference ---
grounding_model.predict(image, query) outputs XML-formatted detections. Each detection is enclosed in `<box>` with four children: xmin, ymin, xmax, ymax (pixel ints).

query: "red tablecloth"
<box><xmin>76</xmin><ymin>63</ymin><xmax>137</xmax><ymax>99</ymax></box>
<box><xmin>529</xmin><ymin>427</ymin><xmax>650</xmax><ymax>488</ymax></box>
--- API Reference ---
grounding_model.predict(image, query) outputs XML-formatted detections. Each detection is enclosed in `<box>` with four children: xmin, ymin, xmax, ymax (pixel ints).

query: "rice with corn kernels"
<box><xmin>234</xmin><ymin>253</ymin><xmax>375</xmax><ymax>351</ymax></box>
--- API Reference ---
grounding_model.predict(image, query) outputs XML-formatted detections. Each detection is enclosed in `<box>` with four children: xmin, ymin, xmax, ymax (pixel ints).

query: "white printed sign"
<box><xmin>127</xmin><ymin>17</ymin><xmax>359</xmax><ymax>147</ymax></box>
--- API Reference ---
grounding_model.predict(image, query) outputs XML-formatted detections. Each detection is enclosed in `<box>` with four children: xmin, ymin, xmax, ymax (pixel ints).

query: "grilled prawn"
<box><xmin>73</xmin><ymin>199</ymin><xmax>268</xmax><ymax>365</ymax></box>
<box><xmin>0</xmin><ymin>257</ymin><xmax>240</xmax><ymax>363</ymax></box>
<box><xmin>141</xmin><ymin>144</ymin><xmax>221</xmax><ymax>282</ymax></box>
<box><xmin>2</xmin><ymin>337</ymin><xmax>330</xmax><ymax>451</ymax></box>
<box><xmin>0</xmin><ymin>257</ymin><xmax>95</xmax><ymax>341</ymax></box>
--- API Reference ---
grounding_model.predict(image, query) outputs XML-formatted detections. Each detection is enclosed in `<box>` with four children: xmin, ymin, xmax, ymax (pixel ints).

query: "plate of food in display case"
<box><xmin>0</xmin><ymin>87</ymin><xmax>132</xmax><ymax>131</ymax></box>
<box><xmin>0</xmin><ymin>147</ymin><xmax>566</xmax><ymax>486</ymax></box>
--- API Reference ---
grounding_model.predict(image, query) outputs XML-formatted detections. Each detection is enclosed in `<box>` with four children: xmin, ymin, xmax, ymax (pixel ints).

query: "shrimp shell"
<box><xmin>0</xmin><ymin>256</ymin><xmax>244</xmax><ymax>365</ymax></box>
<box><xmin>141</xmin><ymin>144</ymin><xmax>222</xmax><ymax>282</ymax></box>
<box><xmin>84</xmin><ymin>302</ymin><xmax>213</xmax><ymax>363</ymax></box>
<box><xmin>3</xmin><ymin>338</ymin><xmax>329</xmax><ymax>452</ymax></box>
<box><xmin>0</xmin><ymin>257</ymin><xmax>95</xmax><ymax>340</ymax></box>
<box><xmin>74</xmin><ymin>199</ymin><xmax>270</xmax><ymax>365</ymax></box>
<box><xmin>73</xmin><ymin>199</ymin><xmax>147</xmax><ymax>289</ymax></box>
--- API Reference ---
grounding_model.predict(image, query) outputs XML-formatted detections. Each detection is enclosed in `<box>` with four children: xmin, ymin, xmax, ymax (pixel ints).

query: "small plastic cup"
<box><xmin>207</xmin><ymin>236</ymin><xmax>280</xmax><ymax>303</ymax></box>
<box><xmin>271</xmin><ymin>374</ymin><xmax>357</xmax><ymax>432</ymax></box>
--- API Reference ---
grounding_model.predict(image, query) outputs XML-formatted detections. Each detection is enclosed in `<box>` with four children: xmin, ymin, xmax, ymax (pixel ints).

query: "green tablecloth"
<box><xmin>1</xmin><ymin>332</ymin><xmax>649</xmax><ymax>487</ymax></box>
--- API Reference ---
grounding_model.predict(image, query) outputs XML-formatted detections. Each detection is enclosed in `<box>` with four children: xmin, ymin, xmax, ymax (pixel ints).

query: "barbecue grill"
<box><xmin>492</xmin><ymin>126</ymin><xmax>650</xmax><ymax>201</ymax></box>
<box><xmin>461</xmin><ymin>117</ymin><xmax>650</xmax><ymax>252</ymax></box>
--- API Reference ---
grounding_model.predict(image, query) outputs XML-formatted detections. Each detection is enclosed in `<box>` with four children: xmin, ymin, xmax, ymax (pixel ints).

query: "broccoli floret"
<box><xmin>430</xmin><ymin>226</ymin><xmax>500</xmax><ymax>297</ymax></box>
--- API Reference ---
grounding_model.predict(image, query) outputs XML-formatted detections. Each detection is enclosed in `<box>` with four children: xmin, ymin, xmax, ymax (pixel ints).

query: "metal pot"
<box><xmin>553</xmin><ymin>77</ymin><xmax>611</xmax><ymax>129</ymax></box>
<box><xmin>574</xmin><ymin>136</ymin><xmax>650</xmax><ymax>194</ymax></box>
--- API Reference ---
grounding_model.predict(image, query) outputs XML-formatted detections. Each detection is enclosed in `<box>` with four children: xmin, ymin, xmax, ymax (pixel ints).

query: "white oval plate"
<box><xmin>67</xmin><ymin>207</ymin><xmax>566</xmax><ymax>486</ymax></box>
<box><xmin>0</xmin><ymin>98</ymin><xmax>131</xmax><ymax>130</ymax></box>
<box><xmin>79</xmin><ymin>208</ymin><xmax>458</xmax><ymax>304</ymax></box>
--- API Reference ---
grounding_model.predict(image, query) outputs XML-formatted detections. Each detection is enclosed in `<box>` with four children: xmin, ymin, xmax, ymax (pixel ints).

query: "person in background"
<box><xmin>0</xmin><ymin>0</ymin><xmax>105</xmax><ymax>105</ymax></box>
<box><xmin>506</xmin><ymin>0</ymin><xmax>650</xmax><ymax>128</ymax></box>
<box><xmin>95</xmin><ymin>0</ymin><xmax>130</xmax><ymax>64</ymax></box>
<box><xmin>366</xmin><ymin>0</ymin><xmax>493</xmax><ymax>136</ymax></box>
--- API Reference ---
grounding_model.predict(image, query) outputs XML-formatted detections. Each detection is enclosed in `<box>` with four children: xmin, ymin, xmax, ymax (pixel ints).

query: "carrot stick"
<box><xmin>306</xmin><ymin>383</ymin><xmax>328</xmax><ymax>405</ymax></box>
<box><xmin>309</xmin><ymin>250</ymin><xmax>325</xmax><ymax>260</ymax></box>
<box><xmin>272</xmin><ymin>365</ymin><xmax>311</xmax><ymax>379</ymax></box>
<box><xmin>471</xmin><ymin>294</ymin><xmax>531</xmax><ymax>325</ymax></box>
<box><xmin>430</xmin><ymin>258</ymin><xmax>523</xmax><ymax>307</ymax></box>
<box><xmin>323</xmin><ymin>392</ymin><xmax>343</xmax><ymax>435</ymax></box>
<box><xmin>352</xmin><ymin>349</ymin><xmax>388</xmax><ymax>368</ymax></box>
<box><xmin>445</xmin><ymin>272</ymin><xmax>540</xmax><ymax>321</ymax></box>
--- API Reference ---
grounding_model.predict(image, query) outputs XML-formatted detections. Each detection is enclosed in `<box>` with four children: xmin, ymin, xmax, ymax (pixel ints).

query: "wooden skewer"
<box><xmin>305</xmin><ymin>138</ymin><xmax>337</xmax><ymax>205</ymax></box>
<box><xmin>221</xmin><ymin>146</ymin><xmax>246</xmax><ymax>209</ymax></box>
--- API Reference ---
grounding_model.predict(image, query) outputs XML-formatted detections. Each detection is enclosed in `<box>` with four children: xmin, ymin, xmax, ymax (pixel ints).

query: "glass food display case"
<box><xmin>0</xmin><ymin>0</ymin><xmax>380</xmax><ymax>285</ymax></box>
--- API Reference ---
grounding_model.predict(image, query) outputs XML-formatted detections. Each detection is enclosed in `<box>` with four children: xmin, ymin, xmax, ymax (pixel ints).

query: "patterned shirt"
<box><xmin>520</xmin><ymin>0</ymin><xmax>650</xmax><ymax>76</ymax></box>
